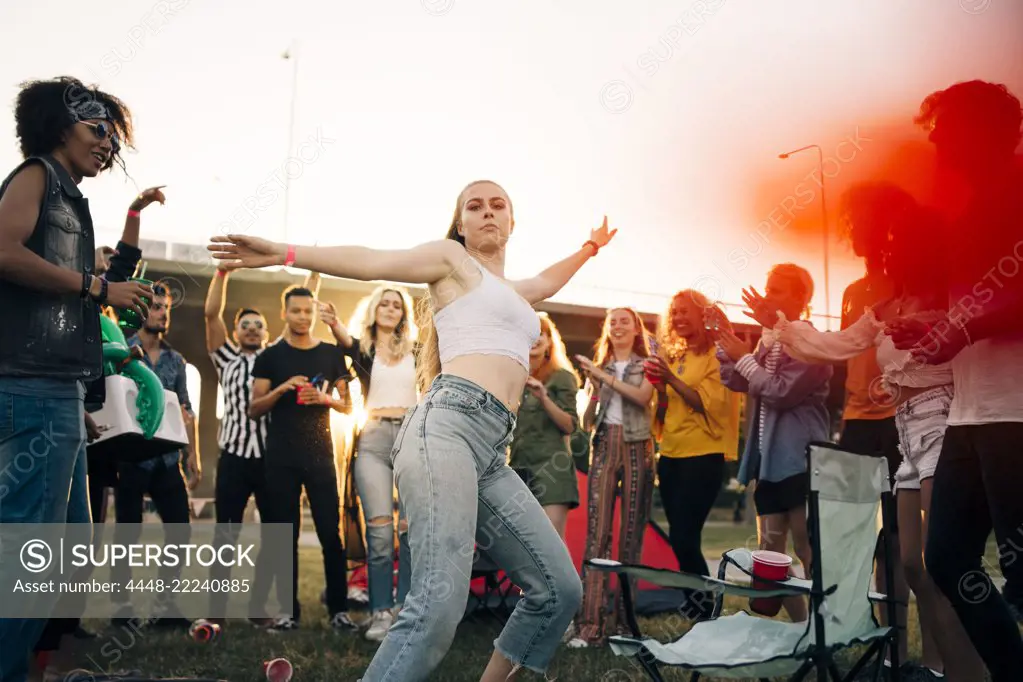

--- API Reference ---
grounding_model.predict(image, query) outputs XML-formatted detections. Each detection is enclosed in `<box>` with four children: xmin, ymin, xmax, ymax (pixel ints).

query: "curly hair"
<box><xmin>837</xmin><ymin>181</ymin><xmax>916</xmax><ymax>247</ymax></box>
<box><xmin>915</xmin><ymin>80</ymin><xmax>1022</xmax><ymax>150</ymax></box>
<box><xmin>14</xmin><ymin>76</ymin><xmax>134</xmax><ymax>172</ymax></box>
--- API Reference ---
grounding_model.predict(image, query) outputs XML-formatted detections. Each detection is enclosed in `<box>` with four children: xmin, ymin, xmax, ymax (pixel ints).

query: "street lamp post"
<box><xmin>282</xmin><ymin>43</ymin><xmax>299</xmax><ymax>243</ymax></box>
<box><xmin>779</xmin><ymin>144</ymin><xmax>830</xmax><ymax>329</ymax></box>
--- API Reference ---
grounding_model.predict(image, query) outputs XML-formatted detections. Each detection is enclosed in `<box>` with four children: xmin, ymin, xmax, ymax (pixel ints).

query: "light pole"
<box><xmin>282</xmin><ymin>42</ymin><xmax>299</xmax><ymax>243</ymax></box>
<box><xmin>779</xmin><ymin>144</ymin><xmax>830</xmax><ymax>329</ymax></box>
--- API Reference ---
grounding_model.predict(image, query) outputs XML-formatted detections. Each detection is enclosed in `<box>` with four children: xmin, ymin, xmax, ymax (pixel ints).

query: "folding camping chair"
<box><xmin>586</xmin><ymin>442</ymin><xmax>901</xmax><ymax>681</ymax></box>
<box><xmin>463</xmin><ymin>547</ymin><xmax>518</xmax><ymax>624</ymax></box>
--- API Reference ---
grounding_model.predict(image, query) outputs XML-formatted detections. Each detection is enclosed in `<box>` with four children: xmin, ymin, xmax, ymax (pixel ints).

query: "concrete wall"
<box><xmin>141</xmin><ymin>264</ymin><xmax>847</xmax><ymax>498</ymax></box>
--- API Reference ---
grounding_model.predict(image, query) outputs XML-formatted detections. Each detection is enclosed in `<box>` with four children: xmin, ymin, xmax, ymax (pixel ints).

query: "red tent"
<box><xmin>564</xmin><ymin>470</ymin><xmax>680</xmax><ymax>591</ymax></box>
<box><xmin>467</xmin><ymin>470</ymin><xmax>682</xmax><ymax>607</ymax></box>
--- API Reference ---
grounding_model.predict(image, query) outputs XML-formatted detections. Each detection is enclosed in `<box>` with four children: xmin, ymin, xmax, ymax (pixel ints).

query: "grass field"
<box><xmin>68</xmin><ymin>520</ymin><xmax>1004</xmax><ymax>682</ymax></box>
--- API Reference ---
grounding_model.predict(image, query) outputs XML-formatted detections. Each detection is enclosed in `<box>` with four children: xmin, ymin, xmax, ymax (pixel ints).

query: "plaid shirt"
<box><xmin>127</xmin><ymin>334</ymin><xmax>192</xmax><ymax>470</ymax></box>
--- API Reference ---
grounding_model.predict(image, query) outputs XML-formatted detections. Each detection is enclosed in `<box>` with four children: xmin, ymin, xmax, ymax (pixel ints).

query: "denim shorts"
<box><xmin>894</xmin><ymin>385</ymin><xmax>954</xmax><ymax>491</ymax></box>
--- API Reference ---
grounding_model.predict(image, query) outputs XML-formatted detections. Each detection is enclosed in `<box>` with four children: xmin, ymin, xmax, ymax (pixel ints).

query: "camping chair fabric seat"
<box><xmin>588</xmin><ymin>443</ymin><xmax>901</xmax><ymax>681</ymax></box>
<box><xmin>609</xmin><ymin>612</ymin><xmax>890</xmax><ymax>679</ymax></box>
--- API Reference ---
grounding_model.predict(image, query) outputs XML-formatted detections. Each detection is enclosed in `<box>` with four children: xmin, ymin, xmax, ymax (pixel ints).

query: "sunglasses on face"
<box><xmin>240</xmin><ymin>320</ymin><xmax>265</xmax><ymax>331</ymax></box>
<box><xmin>79</xmin><ymin>121</ymin><xmax>121</xmax><ymax>152</ymax></box>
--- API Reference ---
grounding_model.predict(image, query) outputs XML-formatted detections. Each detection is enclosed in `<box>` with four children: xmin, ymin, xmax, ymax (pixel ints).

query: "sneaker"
<box><xmin>365</xmin><ymin>610</ymin><xmax>394</xmax><ymax>642</ymax></box>
<box><xmin>330</xmin><ymin>611</ymin><xmax>360</xmax><ymax>633</ymax></box>
<box><xmin>561</xmin><ymin>620</ymin><xmax>577</xmax><ymax>644</ymax></box>
<box><xmin>267</xmin><ymin>616</ymin><xmax>299</xmax><ymax>633</ymax></box>
<box><xmin>347</xmin><ymin>586</ymin><xmax>369</xmax><ymax>604</ymax></box>
<box><xmin>566</xmin><ymin>637</ymin><xmax>589</xmax><ymax>649</ymax></box>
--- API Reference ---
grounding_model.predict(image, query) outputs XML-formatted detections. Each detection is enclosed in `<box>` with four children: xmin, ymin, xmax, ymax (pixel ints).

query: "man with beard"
<box><xmin>202</xmin><ymin>267</ymin><xmax>320</xmax><ymax>623</ymax></box>
<box><xmin>110</xmin><ymin>283</ymin><xmax>200</xmax><ymax>627</ymax></box>
<box><xmin>249</xmin><ymin>285</ymin><xmax>357</xmax><ymax>633</ymax></box>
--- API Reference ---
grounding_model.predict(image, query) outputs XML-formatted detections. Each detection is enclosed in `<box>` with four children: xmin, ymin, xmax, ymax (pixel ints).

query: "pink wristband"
<box><xmin>284</xmin><ymin>244</ymin><xmax>297</xmax><ymax>267</ymax></box>
<box><xmin>127</xmin><ymin>209</ymin><xmax>141</xmax><ymax>218</ymax></box>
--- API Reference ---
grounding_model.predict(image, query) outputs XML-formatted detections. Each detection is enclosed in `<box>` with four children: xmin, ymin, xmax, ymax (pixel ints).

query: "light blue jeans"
<box><xmin>0</xmin><ymin>378</ymin><xmax>87</xmax><ymax>682</ymax></box>
<box><xmin>355</xmin><ymin>417</ymin><xmax>411</xmax><ymax>613</ymax></box>
<box><xmin>361</xmin><ymin>375</ymin><xmax>582</xmax><ymax>681</ymax></box>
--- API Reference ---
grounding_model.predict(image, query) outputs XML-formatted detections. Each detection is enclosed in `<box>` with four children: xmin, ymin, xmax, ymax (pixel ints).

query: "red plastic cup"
<box><xmin>642</xmin><ymin>359</ymin><xmax>663</xmax><ymax>386</ymax></box>
<box><xmin>750</xmin><ymin>550</ymin><xmax>793</xmax><ymax>617</ymax></box>
<box><xmin>264</xmin><ymin>657</ymin><xmax>293</xmax><ymax>682</ymax></box>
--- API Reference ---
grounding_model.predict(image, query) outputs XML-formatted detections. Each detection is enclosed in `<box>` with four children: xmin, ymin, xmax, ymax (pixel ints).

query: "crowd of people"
<box><xmin>0</xmin><ymin>73</ymin><xmax>1020</xmax><ymax>682</ymax></box>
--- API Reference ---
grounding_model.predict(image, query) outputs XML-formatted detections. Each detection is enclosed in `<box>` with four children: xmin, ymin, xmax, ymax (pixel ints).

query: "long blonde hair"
<box><xmin>656</xmin><ymin>289</ymin><xmax>720</xmax><ymax>362</ymax></box>
<box><xmin>592</xmin><ymin>307</ymin><xmax>650</xmax><ymax>368</ymax></box>
<box><xmin>533</xmin><ymin>313</ymin><xmax>580</xmax><ymax>385</ymax></box>
<box><xmin>768</xmin><ymin>263</ymin><xmax>815</xmax><ymax>319</ymax></box>
<box><xmin>348</xmin><ymin>285</ymin><xmax>417</xmax><ymax>360</ymax></box>
<box><xmin>415</xmin><ymin>180</ymin><xmax>514</xmax><ymax>393</ymax></box>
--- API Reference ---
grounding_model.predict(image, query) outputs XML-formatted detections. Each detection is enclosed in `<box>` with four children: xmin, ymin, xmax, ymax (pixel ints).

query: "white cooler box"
<box><xmin>87</xmin><ymin>374</ymin><xmax>189</xmax><ymax>463</ymax></box>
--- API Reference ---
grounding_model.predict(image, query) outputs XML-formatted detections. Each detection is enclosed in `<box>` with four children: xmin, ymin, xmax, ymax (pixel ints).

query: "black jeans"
<box><xmin>211</xmin><ymin>451</ymin><xmax>270</xmax><ymax>615</ymax></box>
<box><xmin>657</xmin><ymin>454</ymin><xmax>724</xmax><ymax>615</ymax></box>
<box><xmin>258</xmin><ymin>456</ymin><xmax>348</xmax><ymax>621</ymax></box>
<box><xmin>111</xmin><ymin>457</ymin><xmax>191</xmax><ymax>613</ymax></box>
<box><xmin>925</xmin><ymin>423</ymin><xmax>1023</xmax><ymax>682</ymax></box>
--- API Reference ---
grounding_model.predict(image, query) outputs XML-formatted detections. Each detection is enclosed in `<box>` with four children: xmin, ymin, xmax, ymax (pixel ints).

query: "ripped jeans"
<box><xmin>360</xmin><ymin>375</ymin><xmax>582</xmax><ymax>681</ymax></box>
<box><xmin>354</xmin><ymin>417</ymin><xmax>412</xmax><ymax>613</ymax></box>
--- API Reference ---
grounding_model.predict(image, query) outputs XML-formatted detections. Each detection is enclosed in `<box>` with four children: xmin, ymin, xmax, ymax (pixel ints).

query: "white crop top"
<box><xmin>364</xmin><ymin>353</ymin><xmax>418</xmax><ymax>411</ymax></box>
<box><xmin>433</xmin><ymin>257</ymin><xmax>540</xmax><ymax>371</ymax></box>
<box><xmin>764</xmin><ymin>309</ymin><xmax>953</xmax><ymax>391</ymax></box>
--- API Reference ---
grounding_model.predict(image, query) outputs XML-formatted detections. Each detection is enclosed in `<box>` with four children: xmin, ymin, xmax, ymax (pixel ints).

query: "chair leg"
<box><xmin>842</xmin><ymin>639</ymin><xmax>883</xmax><ymax>682</ymax></box>
<box><xmin>789</xmin><ymin>660</ymin><xmax>814</xmax><ymax>681</ymax></box>
<box><xmin>636</xmin><ymin>650</ymin><xmax>666</xmax><ymax>682</ymax></box>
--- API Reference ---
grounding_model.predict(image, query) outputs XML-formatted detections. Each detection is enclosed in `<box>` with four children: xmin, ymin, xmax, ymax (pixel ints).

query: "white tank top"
<box><xmin>364</xmin><ymin>353</ymin><xmax>418</xmax><ymax>411</ymax></box>
<box><xmin>434</xmin><ymin>257</ymin><xmax>540</xmax><ymax>371</ymax></box>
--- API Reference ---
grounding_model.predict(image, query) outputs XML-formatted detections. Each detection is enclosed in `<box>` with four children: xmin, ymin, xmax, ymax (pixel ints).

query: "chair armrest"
<box><xmin>721</xmin><ymin>548</ymin><xmax>818</xmax><ymax>592</ymax></box>
<box><xmin>585</xmin><ymin>558</ymin><xmax>811</xmax><ymax>600</ymax></box>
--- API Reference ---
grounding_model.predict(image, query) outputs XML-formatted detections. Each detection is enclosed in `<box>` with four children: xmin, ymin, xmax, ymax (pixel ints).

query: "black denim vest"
<box><xmin>0</xmin><ymin>155</ymin><xmax>101</xmax><ymax>380</ymax></box>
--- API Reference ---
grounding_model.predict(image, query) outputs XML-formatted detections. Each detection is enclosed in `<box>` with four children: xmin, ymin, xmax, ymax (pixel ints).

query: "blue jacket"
<box><xmin>717</xmin><ymin>339</ymin><xmax>832</xmax><ymax>485</ymax></box>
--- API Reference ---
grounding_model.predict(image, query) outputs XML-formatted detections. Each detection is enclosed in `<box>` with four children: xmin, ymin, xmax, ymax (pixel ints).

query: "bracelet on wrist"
<box><xmin>127</xmin><ymin>208</ymin><xmax>141</xmax><ymax>218</ymax></box>
<box><xmin>583</xmin><ymin>240</ymin><xmax>600</xmax><ymax>256</ymax></box>
<box><xmin>284</xmin><ymin>244</ymin><xmax>297</xmax><ymax>267</ymax></box>
<box><xmin>89</xmin><ymin>276</ymin><xmax>108</xmax><ymax>304</ymax></box>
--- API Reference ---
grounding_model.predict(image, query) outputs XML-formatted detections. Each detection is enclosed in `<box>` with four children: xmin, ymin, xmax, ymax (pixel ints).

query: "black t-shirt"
<box><xmin>252</xmin><ymin>340</ymin><xmax>351</xmax><ymax>461</ymax></box>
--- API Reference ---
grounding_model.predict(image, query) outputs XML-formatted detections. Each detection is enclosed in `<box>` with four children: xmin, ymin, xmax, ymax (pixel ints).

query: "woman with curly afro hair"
<box><xmin>0</xmin><ymin>76</ymin><xmax>154</xmax><ymax>682</ymax></box>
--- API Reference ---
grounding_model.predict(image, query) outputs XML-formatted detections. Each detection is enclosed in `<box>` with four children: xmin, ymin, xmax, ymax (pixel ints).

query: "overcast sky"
<box><xmin>2</xmin><ymin>0</ymin><xmax>1021</xmax><ymax>326</ymax></box>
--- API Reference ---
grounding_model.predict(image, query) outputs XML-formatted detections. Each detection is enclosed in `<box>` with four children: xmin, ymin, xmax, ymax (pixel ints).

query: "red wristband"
<box><xmin>215</xmin><ymin>269</ymin><xmax>228</xmax><ymax>278</ymax></box>
<box><xmin>583</xmin><ymin>240</ymin><xmax>599</xmax><ymax>256</ymax></box>
<box><xmin>284</xmin><ymin>244</ymin><xmax>297</xmax><ymax>267</ymax></box>
<box><xmin>127</xmin><ymin>209</ymin><xmax>141</xmax><ymax>218</ymax></box>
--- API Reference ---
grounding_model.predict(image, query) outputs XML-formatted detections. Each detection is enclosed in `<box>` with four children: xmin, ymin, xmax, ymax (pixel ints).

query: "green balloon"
<box><xmin>100</xmin><ymin>314</ymin><xmax>127</xmax><ymax>346</ymax></box>
<box><xmin>121</xmin><ymin>360</ymin><xmax>165</xmax><ymax>439</ymax></box>
<box><xmin>99</xmin><ymin>314</ymin><xmax>164</xmax><ymax>439</ymax></box>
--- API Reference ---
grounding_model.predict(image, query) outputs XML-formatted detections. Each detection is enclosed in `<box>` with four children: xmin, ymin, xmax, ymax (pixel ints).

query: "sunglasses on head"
<box><xmin>79</xmin><ymin>121</ymin><xmax>121</xmax><ymax>152</ymax></box>
<box><xmin>240</xmin><ymin>320</ymin><xmax>265</xmax><ymax>331</ymax></box>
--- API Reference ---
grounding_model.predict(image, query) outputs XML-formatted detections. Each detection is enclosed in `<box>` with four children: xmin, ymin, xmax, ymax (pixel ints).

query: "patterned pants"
<box><xmin>576</xmin><ymin>424</ymin><xmax>655</xmax><ymax>644</ymax></box>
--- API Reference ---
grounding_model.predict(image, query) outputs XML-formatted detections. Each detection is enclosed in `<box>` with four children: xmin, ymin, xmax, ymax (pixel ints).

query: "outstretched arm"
<box><xmin>209</xmin><ymin>235</ymin><xmax>466</xmax><ymax>286</ymax></box>
<box><xmin>205</xmin><ymin>268</ymin><xmax>230</xmax><ymax>353</ymax></box>
<box><xmin>513</xmin><ymin>217</ymin><xmax>617</xmax><ymax>305</ymax></box>
<box><xmin>514</xmin><ymin>246</ymin><xmax>596</xmax><ymax>305</ymax></box>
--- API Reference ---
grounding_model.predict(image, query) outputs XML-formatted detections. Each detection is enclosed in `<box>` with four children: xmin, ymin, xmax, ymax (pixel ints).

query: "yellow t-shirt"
<box><xmin>655</xmin><ymin>347</ymin><xmax>740</xmax><ymax>460</ymax></box>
